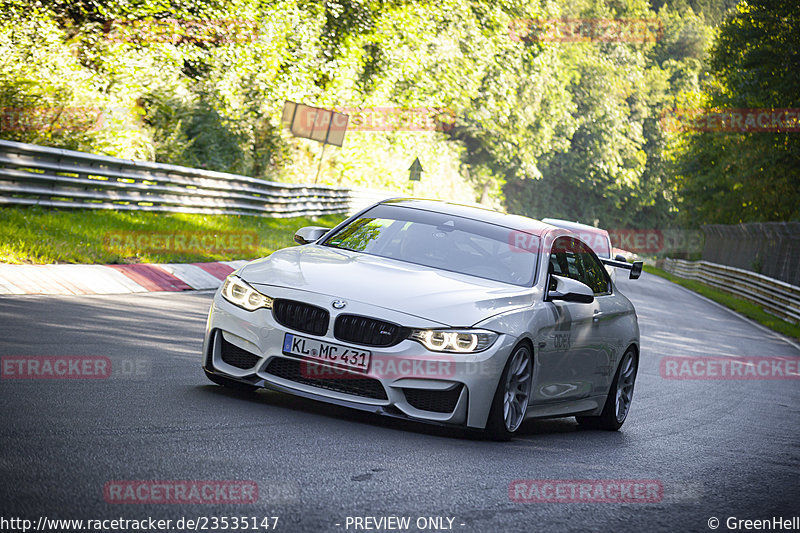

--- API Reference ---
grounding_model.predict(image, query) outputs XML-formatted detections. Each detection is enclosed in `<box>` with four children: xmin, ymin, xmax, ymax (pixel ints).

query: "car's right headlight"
<box><xmin>220</xmin><ymin>275</ymin><xmax>273</xmax><ymax>311</ymax></box>
<box><xmin>408</xmin><ymin>329</ymin><xmax>498</xmax><ymax>353</ymax></box>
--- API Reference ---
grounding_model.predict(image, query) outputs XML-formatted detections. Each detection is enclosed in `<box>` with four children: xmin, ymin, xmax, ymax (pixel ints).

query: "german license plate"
<box><xmin>282</xmin><ymin>333</ymin><xmax>371</xmax><ymax>372</ymax></box>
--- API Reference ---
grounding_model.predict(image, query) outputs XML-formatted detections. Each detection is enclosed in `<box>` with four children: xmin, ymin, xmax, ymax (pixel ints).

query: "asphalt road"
<box><xmin>1</xmin><ymin>273</ymin><xmax>798</xmax><ymax>533</ymax></box>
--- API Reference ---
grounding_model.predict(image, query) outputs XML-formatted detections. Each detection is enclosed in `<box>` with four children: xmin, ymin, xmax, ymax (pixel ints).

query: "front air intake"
<box><xmin>403</xmin><ymin>385</ymin><xmax>463</xmax><ymax>413</ymax></box>
<box><xmin>220</xmin><ymin>336</ymin><xmax>261</xmax><ymax>370</ymax></box>
<box><xmin>265</xmin><ymin>357</ymin><xmax>388</xmax><ymax>400</ymax></box>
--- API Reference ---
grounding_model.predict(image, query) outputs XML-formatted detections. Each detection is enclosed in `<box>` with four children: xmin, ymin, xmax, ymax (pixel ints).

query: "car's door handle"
<box><xmin>592</xmin><ymin>311</ymin><xmax>605</xmax><ymax>322</ymax></box>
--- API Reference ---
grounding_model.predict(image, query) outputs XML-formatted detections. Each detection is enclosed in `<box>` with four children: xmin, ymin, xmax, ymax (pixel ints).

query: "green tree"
<box><xmin>503</xmin><ymin>0</ymin><xmax>711</xmax><ymax>229</ymax></box>
<box><xmin>675</xmin><ymin>0</ymin><xmax>800</xmax><ymax>225</ymax></box>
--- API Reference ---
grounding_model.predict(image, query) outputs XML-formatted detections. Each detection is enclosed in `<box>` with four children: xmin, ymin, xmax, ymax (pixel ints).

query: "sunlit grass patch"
<box><xmin>0</xmin><ymin>206</ymin><xmax>345</xmax><ymax>265</ymax></box>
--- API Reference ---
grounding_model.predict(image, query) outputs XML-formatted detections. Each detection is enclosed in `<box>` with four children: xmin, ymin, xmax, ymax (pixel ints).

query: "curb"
<box><xmin>0</xmin><ymin>261</ymin><xmax>249</xmax><ymax>296</ymax></box>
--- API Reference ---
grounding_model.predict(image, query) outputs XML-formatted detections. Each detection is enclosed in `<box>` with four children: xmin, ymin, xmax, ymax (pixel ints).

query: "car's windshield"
<box><xmin>322</xmin><ymin>204</ymin><xmax>539</xmax><ymax>287</ymax></box>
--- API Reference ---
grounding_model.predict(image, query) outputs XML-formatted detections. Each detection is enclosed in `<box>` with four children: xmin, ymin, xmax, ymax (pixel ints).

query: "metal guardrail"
<box><xmin>0</xmin><ymin>139</ymin><xmax>396</xmax><ymax>217</ymax></box>
<box><xmin>661</xmin><ymin>258</ymin><xmax>800</xmax><ymax>324</ymax></box>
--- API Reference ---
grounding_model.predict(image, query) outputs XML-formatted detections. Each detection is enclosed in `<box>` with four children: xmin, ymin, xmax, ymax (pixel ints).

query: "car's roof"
<box><xmin>541</xmin><ymin>218</ymin><xmax>610</xmax><ymax>236</ymax></box>
<box><xmin>380</xmin><ymin>198</ymin><xmax>553</xmax><ymax>235</ymax></box>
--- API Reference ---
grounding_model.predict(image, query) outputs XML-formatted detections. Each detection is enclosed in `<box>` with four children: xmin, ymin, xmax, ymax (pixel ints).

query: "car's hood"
<box><xmin>239</xmin><ymin>245</ymin><xmax>536</xmax><ymax>326</ymax></box>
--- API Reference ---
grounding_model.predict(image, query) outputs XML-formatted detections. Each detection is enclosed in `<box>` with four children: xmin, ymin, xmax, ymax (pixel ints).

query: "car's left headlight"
<box><xmin>220</xmin><ymin>275</ymin><xmax>273</xmax><ymax>311</ymax></box>
<box><xmin>408</xmin><ymin>329</ymin><xmax>498</xmax><ymax>353</ymax></box>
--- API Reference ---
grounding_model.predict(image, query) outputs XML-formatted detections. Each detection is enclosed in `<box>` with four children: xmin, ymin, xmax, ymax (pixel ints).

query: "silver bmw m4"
<box><xmin>202</xmin><ymin>199</ymin><xmax>643</xmax><ymax>440</ymax></box>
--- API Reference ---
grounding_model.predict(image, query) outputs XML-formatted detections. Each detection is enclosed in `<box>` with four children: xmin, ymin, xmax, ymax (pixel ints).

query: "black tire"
<box><xmin>486</xmin><ymin>343</ymin><xmax>533</xmax><ymax>441</ymax></box>
<box><xmin>576</xmin><ymin>347</ymin><xmax>637</xmax><ymax>431</ymax></box>
<box><xmin>204</xmin><ymin>368</ymin><xmax>259</xmax><ymax>393</ymax></box>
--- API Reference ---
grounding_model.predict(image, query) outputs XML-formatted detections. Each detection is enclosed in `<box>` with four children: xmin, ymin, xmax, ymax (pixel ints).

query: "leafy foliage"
<box><xmin>673</xmin><ymin>0</ymin><xmax>800</xmax><ymax>225</ymax></box>
<box><xmin>4</xmin><ymin>0</ymin><xmax>782</xmax><ymax>230</ymax></box>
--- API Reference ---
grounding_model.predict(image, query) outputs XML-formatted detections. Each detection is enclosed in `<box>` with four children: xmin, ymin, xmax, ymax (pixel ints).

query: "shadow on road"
<box><xmin>195</xmin><ymin>382</ymin><xmax>630</xmax><ymax>444</ymax></box>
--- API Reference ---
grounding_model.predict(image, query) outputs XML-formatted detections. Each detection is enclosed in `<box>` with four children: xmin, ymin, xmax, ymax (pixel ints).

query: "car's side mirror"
<box><xmin>546</xmin><ymin>275</ymin><xmax>594</xmax><ymax>304</ymax></box>
<box><xmin>294</xmin><ymin>226</ymin><xmax>331</xmax><ymax>245</ymax></box>
<box><xmin>615</xmin><ymin>254</ymin><xmax>627</xmax><ymax>262</ymax></box>
<box><xmin>628</xmin><ymin>261</ymin><xmax>643</xmax><ymax>279</ymax></box>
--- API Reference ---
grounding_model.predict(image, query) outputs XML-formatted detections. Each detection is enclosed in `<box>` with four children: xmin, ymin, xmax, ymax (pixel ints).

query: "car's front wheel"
<box><xmin>486</xmin><ymin>343</ymin><xmax>533</xmax><ymax>441</ymax></box>
<box><xmin>576</xmin><ymin>347</ymin><xmax>637</xmax><ymax>431</ymax></box>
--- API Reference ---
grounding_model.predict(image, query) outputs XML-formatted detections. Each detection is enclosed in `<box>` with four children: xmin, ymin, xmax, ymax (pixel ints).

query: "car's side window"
<box><xmin>550</xmin><ymin>237</ymin><xmax>611</xmax><ymax>295</ymax></box>
<box><xmin>577</xmin><ymin>248</ymin><xmax>611</xmax><ymax>295</ymax></box>
<box><xmin>549</xmin><ymin>239</ymin><xmax>569</xmax><ymax>277</ymax></box>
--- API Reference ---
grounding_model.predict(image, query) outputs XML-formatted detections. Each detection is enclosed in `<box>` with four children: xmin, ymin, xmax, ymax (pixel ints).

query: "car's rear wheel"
<box><xmin>576</xmin><ymin>347</ymin><xmax>637</xmax><ymax>430</ymax></box>
<box><xmin>486</xmin><ymin>343</ymin><xmax>533</xmax><ymax>441</ymax></box>
<box><xmin>203</xmin><ymin>368</ymin><xmax>259</xmax><ymax>393</ymax></box>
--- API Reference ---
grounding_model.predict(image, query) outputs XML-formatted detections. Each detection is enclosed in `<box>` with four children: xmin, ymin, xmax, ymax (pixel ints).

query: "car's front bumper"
<box><xmin>201</xmin><ymin>286</ymin><xmax>518</xmax><ymax>429</ymax></box>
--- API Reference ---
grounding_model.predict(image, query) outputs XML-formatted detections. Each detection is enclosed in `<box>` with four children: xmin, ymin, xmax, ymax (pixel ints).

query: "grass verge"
<box><xmin>644</xmin><ymin>264</ymin><xmax>800</xmax><ymax>342</ymax></box>
<box><xmin>0</xmin><ymin>206</ymin><xmax>346</xmax><ymax>264</ymax></box>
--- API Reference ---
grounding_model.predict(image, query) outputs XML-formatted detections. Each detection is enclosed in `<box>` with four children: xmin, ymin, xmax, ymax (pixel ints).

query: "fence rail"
<box><xmin>702</xmin><ymin>222</ymin><xmax>800</xmax><ymax>287</ymax></box>
<box><xmin>660</xmin><ymin>258</ymin><xmax>800</xmax><ymax>324</ymax></box>
<box><xmin>0</xmin><ymin>140</ymin><xmax>396</xmax><ymax>217</ymax></box>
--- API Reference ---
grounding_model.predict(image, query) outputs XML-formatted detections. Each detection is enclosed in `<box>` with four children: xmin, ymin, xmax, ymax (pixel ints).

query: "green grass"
<box><xmin>0</xmin><ymin>206</ymin><xmax>346</xmax><ymax>264</ymax></box>
<box><xmin>644</xmin><ymin>264</ymin><xmax>800</xmax><ymax>341</ymax></box>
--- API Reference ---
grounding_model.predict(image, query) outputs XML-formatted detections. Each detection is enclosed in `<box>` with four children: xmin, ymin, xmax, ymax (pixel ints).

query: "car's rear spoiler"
<box><xmin>601</xmin><ymin>257</ymin><xmax>643</xmax><ymax>279</ymax></box>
